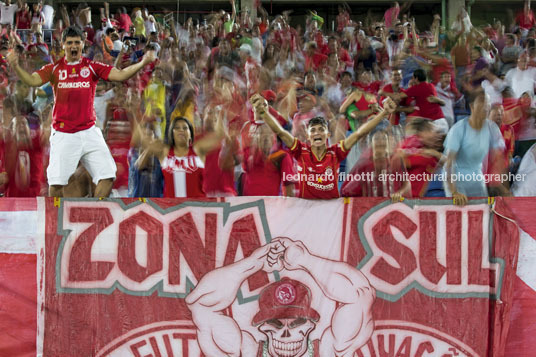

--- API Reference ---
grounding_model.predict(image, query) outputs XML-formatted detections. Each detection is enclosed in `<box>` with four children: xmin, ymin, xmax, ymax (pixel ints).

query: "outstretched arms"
<box><xmin>6</xmin><ymin>50</ymin><xmax>44</xmax><ymax>87</ymax></box>
<box><xmin>342</xmin><ymin>97</ymin><xmax>397</xmax><ymax>151</ymax></box>
<box><xmin>108</xmin><ymin>50</ymin><xmax>157</xmax><ymax>81</ymax></box>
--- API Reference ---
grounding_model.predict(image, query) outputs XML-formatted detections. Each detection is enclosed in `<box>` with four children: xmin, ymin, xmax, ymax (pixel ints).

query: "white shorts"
<box><xmin>47</xmin><ymin>126</ymin><xmax>117</xmax><ymax>186</ymax></box>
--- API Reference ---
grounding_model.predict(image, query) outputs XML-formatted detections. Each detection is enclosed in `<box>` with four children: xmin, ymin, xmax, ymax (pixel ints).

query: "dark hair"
<box><xmin>413</xmin><ymin>68</ymin><xmax>426</xmax><ymax>82</ymax></box>
<box><xmin>467</xmin><ymin>89</ymin><xmax>487</xmax><ymax>105</ymax></box>
<box><xmin>340</xmin><ymin>71</ymin><xmax>352</xmax><ymax>79</ymax></box>
<box><xmin>307</xmin><ymin>116</ymin><xmax>328</xmax><ymax>129</ymax></box>
<box><xmin>500</xmin><ymin>86</ymin><xmax>514</xmax><ymax>98</ymax></box>
<box><xmin>106</xmin><ymin>28</ymin><xmax>115</xmax><ymax>35</ymax></box>
<box><xmin>167</xmin><ymin>116</ymin><xmax>194</xmax><ymax>147</ymax></box>
<box><xmin>406</xmin><ymin>117</ymin><xmax>434</xmax><ymax>133</ymax></box>
<box><xmin>62</xmin><ymin>26</ymin><xmax>85</xmax><ymax>42</ymax></box>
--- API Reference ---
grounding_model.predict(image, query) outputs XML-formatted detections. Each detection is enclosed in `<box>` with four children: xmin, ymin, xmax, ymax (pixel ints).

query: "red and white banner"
<box><xmin>0</xmin><ymin>197</ymin><xmax>535</xmax><ymax>357</ymax></box>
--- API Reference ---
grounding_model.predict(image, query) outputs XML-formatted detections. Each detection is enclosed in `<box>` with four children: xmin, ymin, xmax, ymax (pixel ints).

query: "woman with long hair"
<box><xmin>137</xmin><ymin>114</ymin><xmax>225</xmax><ymax>198</ymax></box>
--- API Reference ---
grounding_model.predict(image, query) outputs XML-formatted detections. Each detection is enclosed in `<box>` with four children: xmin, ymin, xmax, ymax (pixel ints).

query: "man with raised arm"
<box><xmin>250</xmin><ymin>93</ymin><xmax>397</xmax><ymax>199</ymax></box>
<box><xmin>186</xmin><ymin>237</ymin><xmax>375</xmax><ymax>357</ymax></box>
<box><xmin>6</xmin><ymin>26</ymin><xmax>156</xmax><ymax>197</ymax></box>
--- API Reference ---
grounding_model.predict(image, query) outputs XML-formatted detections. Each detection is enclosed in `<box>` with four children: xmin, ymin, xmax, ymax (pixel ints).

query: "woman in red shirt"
<box><xmin>15</xmin><ymin>3</ymin><xmax>31</xmax><ymax>43</ymax></box>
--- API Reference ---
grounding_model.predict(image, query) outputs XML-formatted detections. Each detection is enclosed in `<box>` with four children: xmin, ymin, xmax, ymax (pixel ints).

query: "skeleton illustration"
<box><xmin>186</xmin><ymin>237</ymin><xmax>375</xmax><ymax>357</ymax></box>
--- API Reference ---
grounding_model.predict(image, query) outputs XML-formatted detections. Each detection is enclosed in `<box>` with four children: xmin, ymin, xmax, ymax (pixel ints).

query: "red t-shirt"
<box><xmin>16</xmin><ymin>10</ymin><xmax>30</xmax><ymax>29</ymax></box>
<box><xmin>500</xmin><ymin>124</ymin><xmax>515</xmax><ymax>158</ymax></box>
<box><xmin>398</xmin><ymin>135</ymin><xmax>439</xmax><ymax>197</ymax></box>
<box><xmin>203</xmin><ymin>145</ymin><xmax>237</xmax><ymax>196</ymax></box>
<box><xmin>37</xmin><ymin>57</ymin><xmax>113</xmax><ymax>133</ymax></box>
<box><xmin>242</xmin><ymin>148</ymin><xmax>295</xmax><ymax>196</ymax></box>
<box><xmin>404</xmin><ymin>82</ymin><xmax>444</xmax><ymax>120</ymax></box>
<box><xmin>502</xmin><ymin>97</ymin><xmax>526</xmax><ymax>137</ymax></box>
<box><xmin>289</xmin><ymin>139</ymin><xmax>348</xmax><ymax>199</ymax></box>
<box><xmin>305</xmin><ymin>52</ymin><xmax>328</xmax><ymax>72</ymax></box>
<box><xmin>380</xmin><ymin>84</ymin><xmax>408</xmax><ymax>125</ymax></box>
<box><xmin>430</xmin><ymin>58</ymin><xmax>460</xmax><ymax>98</ymax></box>
<box><xmin>3</xmin><ymin>130</ymin><xmax>43</xmax><ymax>197</ymax></box>
<box><xmin>341</xmin><ymin>149</ymin><xmax>406</xmax><ymax>197</ymax></box>
<box><xmin>109</xmin><ymin>142</ymin><xmax>129</xmax><ymax>189</ymax></box>
<box><xmin>516</xmin><ymin>11</ymin><xmax>536</xmax><ymax>30</ymax></box>
<box><xmin>352</xmin><ymin>81</ymin><xmax>381</xmax><ymax>95</ymax></box>
<box><xmin>118</xmin><ymin>13</ymin><xmax>132</xmax><ymax>32</ymax></box>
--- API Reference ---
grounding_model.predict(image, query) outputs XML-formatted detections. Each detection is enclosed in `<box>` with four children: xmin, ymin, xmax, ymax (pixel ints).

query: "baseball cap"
<box><xmin>252</xmin><ymin>278</ymin><xmax>320</xmax><ymax>326</ymax></box>
<box><xmin>261</xmin><ymin>89</ymin><xmax>277</xmax><ymax>102</ymax></box>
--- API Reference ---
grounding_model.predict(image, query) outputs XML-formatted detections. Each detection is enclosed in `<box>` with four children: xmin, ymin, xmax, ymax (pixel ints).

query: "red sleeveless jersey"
<box><xmin>36</xmin><ymin>57</ymin><xmax>113</xmax><ymax>133</ymax></box>
<box><xmin>161</xmin><ymin>147</ymin><xmax>205</xmax><ymax>198</ymax></box>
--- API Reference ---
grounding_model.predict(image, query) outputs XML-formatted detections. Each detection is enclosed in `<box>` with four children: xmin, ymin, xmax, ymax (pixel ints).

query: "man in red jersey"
<box><xmin>250</xmin><ymin>94</ymin><xmax>396</xmax><ymax>199</ymax></box>
<box><xmin>400</xmin><ymin>68</ymin><xmax>445</xmax><ymax>123</ymax></box>
<box><xmin>6</xmin><ymin>26</ymin><xmax>156</xmax><ymax>197</ymax></box>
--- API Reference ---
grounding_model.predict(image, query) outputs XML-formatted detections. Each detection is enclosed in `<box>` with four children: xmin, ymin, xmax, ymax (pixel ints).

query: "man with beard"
<box><xmin>186</xmin><ymin>237</ymin><xmax>375</xmax><ymax>357</ymax></box>
<box><xmin>6</xmin><ymin>25</ymin><xmax>156</xmax><ymax>197</ymax></box>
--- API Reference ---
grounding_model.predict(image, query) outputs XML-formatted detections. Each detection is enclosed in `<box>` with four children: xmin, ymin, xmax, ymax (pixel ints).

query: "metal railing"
<box><xmin>15</xmin><ymin>29</ymin><xmax>54</xmax><ymax>45</ymax></box>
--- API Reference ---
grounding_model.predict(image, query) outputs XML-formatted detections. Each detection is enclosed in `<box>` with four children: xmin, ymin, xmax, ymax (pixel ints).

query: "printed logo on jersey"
<box><xmin>58</xmin><ymin>82</ymin><xmax>90</xmax><ymax>89</ymax></box>
<box><xmin>162</xmin><ymin>156</ymin><xmax>203</xmax><ymax>173</ymax></box>
<box><xmin>80</xmin><ymin>67</ymin><xmax>90</xmax><ymax>78</ymax></box>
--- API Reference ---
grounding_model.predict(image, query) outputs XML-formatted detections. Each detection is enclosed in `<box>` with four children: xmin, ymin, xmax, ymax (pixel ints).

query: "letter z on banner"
<box><xmin>36</xmin><ymin>197</ymin><xmax>519</xmax><ymax>357</ymax></box>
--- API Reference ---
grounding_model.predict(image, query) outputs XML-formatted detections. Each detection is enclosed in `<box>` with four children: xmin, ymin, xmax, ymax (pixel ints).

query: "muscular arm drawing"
<box><xmin>187</xmin><ymin>237</ymin><xmax>376</xmax><ymax>357</ymax></box>
<box><xmin>185</xmin><ymin>242</ymin><xmax>280</xmax><ymax>357</ymax></box>
<box><xmin>269</xmin><ymin>237</ymin><xmax>376</xmax><ymax>356</ymax></box>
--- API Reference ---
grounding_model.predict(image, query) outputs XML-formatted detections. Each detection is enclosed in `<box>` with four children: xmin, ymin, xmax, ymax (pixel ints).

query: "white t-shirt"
<box><xmin>505</xmin><ymin>67</ymin><xmax>536</xmax><ymax>98</ymax></box>
<box><xmin>512</xmin><ymin>143</ymin><xmax>536</xmax><ymax>196</ymax></box>
<box><xmin>435</xmin><ymin>83</ymin><xmax>456</xmax><ymax>122</ymax></box>
<box><xmin>42</xmin><ymin>4</ymin><xmax>54</xmax><ymax>29</ymax></box>
<box><xmin>94</xmin><ymin>89</ymin><xmax>115</xmax><ymax>130</ymax></box>
<box><xmin>113</xmin><ymin>39</ymin><xmax>124</xmax><ymax>52</ymax></box>
<box><xmin>144</xmin><ymin>17</ymin><xmax>156</xmax><ymax>35</ymax></box>
<box><xmin>386</xmin><ymin>39</ymin><xmax>403</xmax><ymax>66</ymax></box>
<box><xmin>481</xmin><ymin>78</ymin><xmax>505</xmax><ymax>106</ymax></box>
<box><xmin>250</xmin><ymin>37</ymin><xmax>262</xmax><ymax>64</ymax></box>
<box><xmin>0</xmin><ymin>2</ymin><xmax>18</xmax><ymax>25</ymax></box>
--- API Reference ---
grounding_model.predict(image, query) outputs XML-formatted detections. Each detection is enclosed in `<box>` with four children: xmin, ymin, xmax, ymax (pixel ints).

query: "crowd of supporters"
<box><xmin>1</xmin><ymin>0</ymin><xmax>536</xmax><ymax>200</ymax></box>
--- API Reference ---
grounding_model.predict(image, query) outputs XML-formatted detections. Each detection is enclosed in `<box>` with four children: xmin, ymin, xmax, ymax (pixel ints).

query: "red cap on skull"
<box><xmin>252</xmin><ymin>278</ymin><xmax>320</xmax><ymax>326</ymax></box>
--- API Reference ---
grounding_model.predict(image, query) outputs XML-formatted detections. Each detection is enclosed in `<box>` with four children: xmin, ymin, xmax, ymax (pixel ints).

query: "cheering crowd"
<box><xmin>1</xmin><ymin>0</ymin><xmax>536</xmax><ymax>202</ymax></box>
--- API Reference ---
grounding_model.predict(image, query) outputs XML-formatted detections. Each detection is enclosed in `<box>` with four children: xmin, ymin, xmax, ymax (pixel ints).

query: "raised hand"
<box><xmin>250</xmin><ymin>93</ymin><xmax>269</xmax><ymax>116</ymax></box>
<box><xmin>383</xmin><ymin>97</ymin><xmax>397</xmax><ymax>114</ymax></box>
<box><xmin>270</xmin><ymin>237</ymin><xmax>310</xmax><ymax>271</ymax></box>
<box><xmin>143</xmin><ymin>50</ymin><xmax>157</xmax><ymax>64</ymax></box>
<box><xmin>6</xmin><ymin>50</ymin><xmax>19</xmax><ymax>67</ymax></box>
<box><xmin>251</xmin><ymin>240</ymin><xmax>285</xmax><ymax>273</ymax></box>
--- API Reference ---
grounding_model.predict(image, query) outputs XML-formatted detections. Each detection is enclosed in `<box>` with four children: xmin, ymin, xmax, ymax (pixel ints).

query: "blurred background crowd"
<box><xmin>1</xmin><ymin>0</ymin><xmax>535</xmax><ymax>198</ymax></box>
